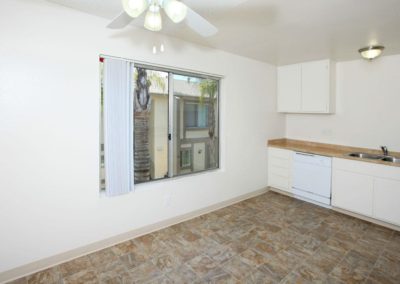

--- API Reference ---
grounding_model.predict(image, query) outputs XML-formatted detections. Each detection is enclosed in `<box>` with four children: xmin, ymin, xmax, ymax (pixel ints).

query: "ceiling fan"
<box><xmin>107</xmin><ymin>0</ymin><xmax>245</xmax><ymax>37</ymax></box>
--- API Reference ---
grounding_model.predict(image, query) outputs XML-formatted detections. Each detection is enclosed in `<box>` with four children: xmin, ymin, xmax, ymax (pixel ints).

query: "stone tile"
<box><xmin>370</xmin><ymin>250</ymin><xmax>400</xmax><ymax>281</ymax></box>
<box><xmin>352</xmin><ymin>237</ymin><xmax>385</xmax><ymax>261</ymax></box>
<box><xmin>58</xmin><ymin>256</ymin><xmax>93</xmax><ymax>278</ymax></box>
<box><xmin>111</xmin><ymin>240</ymin><xmax>141</xmax><ymax>256</ymax></box>
<box><xmin>330</xmin><ymin>250</ymin><xmax>376</xmax><ymax>283</ymax></box>
<box><xmin>202</xmin><ymin>266</ymin><xmax>239</xmax><ymax>283</ymax></box>
<box><xmin>243</xmin><ymin>269</ymin><xmax>277</xmax><ymax>284</ymax></box>
<box><xmin>239</xmin><ymin>249</ymin><xmax>269</xmax><ymax>267</ymax></box>
<box><xmin>208</xmin><ymin>232</ymin><xmax>231</xmax><ymax>245</ymax></box>
<box><xmin>266</xmin><ymin>227</ymin><xmax>299</xmax><ymax>250</ymax></box>
<box><xmin>95</xmin><ymin>259</ymin><xmax>130</xmax><ymax>276</ymax></box>
<box><xmin>145</xmin><ymin>275</ymin><xmax>173</xmax><ymax>284</ymax></box>
<box><xmin>134</xmin><ymin>234</ymin><xmax>163</xmax><ymax>255</ymax></box>
<box><xmin>220</xmin><ymin>255</ymin><xmax>252</xmax><ymax>280</ymax></box>
<box><xmin>325</xmin><ymin>236</ymin><xmax>354</xmax><ymax>252</ymax></box>
<box><xmin>7</xmin><ymin>278</ymin><xmax>27</xmax><ymax>284</ymax></box>
<box><xmin>205</xmin><ymin>243</ymin><xmax>237</xmax><ymax>264</ymax></box>
<box><xmin>63</xmin><ymin>269</ymin><xmax>98</xmax><ymax>284</ymax></box>
<box><xmin>150</xmin><ymin>251</ymin><xmax>182</xmax><ymax>273</ymax></box>
<box><xmin>128</xmin><ymin>262</ymin><xmax>162</xmax><ymax>283</ymax></box>
<box><xmin>362</xmin><ymin>223</ymin><xmax>393</xmax><ymax>242</ymax></box>
<box><xmin>177</xmin><ymin>230</ymin><xmax>201</xmax><ymax>243</ymax></box>
<box><xmin>325</xmin><ymin>275</ymin><xmax>347</xmax><ymax>284</ymax></box>
<box><xmin>290</xmin><ymin>234</ymin><xmax>323</xmax><ymax>256</ymax></box>
<box><xmin>292</xmin><ymin>263</ymin><xmax>328</xmax><ymax>283</ymax></box>
<box><xmin>164</xmin><ymin>265</ymin><xmax>199</xmax><ymax>283</ymax></box>
<box><xmin>366</xmin><ymin>269</ymin><xmax>400</xmax><ymax>284</ymax></box>
<box><xmin>304</xmin><ymin>244</ymin><xmax>344</xmax><ymax>274</ymax></box>
<box><xmin>186</xmin><ymin>255</ymin><xmax>219</xmax><ymax>278</ymax></box>
<box><xmin>26</xmin><ymin>267</ymin><xmax>61</xmax><ymax>284</ymax></box>
<box><xmin>162</xmin><ymin>238</ymin><xmax>199</xmax><ymax>262</ymax></box>
<box><xmin>225</xmin><ymin>240</ymin><xmax>249</xmax><ymax>255</ymax></box>
<box><xmin>119</xmin><ymin>250</ymin><xmax>149</xmax><ymax>270</ymax></box>
<box><xmin>251</xmin><ymin>240</ymin><xmax>278</xmax><ymax>258</ymax></box>
<box><xmin>385</xmin><ymin>232</ymin><xmax>400</xmax><ymax>255</ymax></box>
<box><xmin>257</xmin><ymin>257</ymin><xmax>291</xmax><ymax>283</ymax></box>
<box><xmin>307</xmin><ymin>221</ymin><xmax>339</xmax><ymax>242</ymax></box>
<box><xmin>280</xmin><ymin>271</ymin><xmax>310</xmax><ymax>284</ymax></box>
<box><xmin>88</xmin><ymin>248</ymin><xmax>118</xmax><ymax>267</ymax></box>
<box><xmin>291</xmin><ymin>218</ymin><xmax>322</xmax><ymax>234</ymax></box>
<box><xmin>273</xmin><ymin>248</ymin><xmax>305</xmax><ymax>272</ymax></box>
<box><xmin>283</xmin><ymin>243</ymin><xmax>312</xmax><ymax>260</ymax></box>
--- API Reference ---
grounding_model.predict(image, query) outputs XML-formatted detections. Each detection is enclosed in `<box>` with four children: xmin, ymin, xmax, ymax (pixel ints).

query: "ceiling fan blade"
<box><xmin>185</xmin><ymin>7</ymin><xmax>218</xmax><ymax>37</ymax></box>
<box><xmin>106</xmin><ymin>11</ymin><xmax>133</xmax><ymax>29</ymax></box>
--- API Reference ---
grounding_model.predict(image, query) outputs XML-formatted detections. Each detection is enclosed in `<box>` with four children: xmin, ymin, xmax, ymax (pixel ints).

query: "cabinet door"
<box><xmin>332</xmin><ymin>169</ymin><xmax>373</xmax><ymax>216</ymax></box>
<box><xmin>277</xmin><ymin>64</ymin><xmax>301</xmax><ymax>112</ymax></box>
<box><xmin>301</xmin><ymin>60</ymin><xmax>330</xmax><ymax>112</ymax></box>
<box><xmin>374</xmin><ymin>178</ymin><xmax>400</xmax><ymax>226</ymax></box>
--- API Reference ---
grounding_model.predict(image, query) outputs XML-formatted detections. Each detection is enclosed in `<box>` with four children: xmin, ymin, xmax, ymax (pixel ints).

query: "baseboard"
<box><xmin>268</xmin><ymin>186</ymin><xmax>293</xmax><ymax>197</ymax></box>
<box><xmin>332</xmin><ymin>207</ymin><xmax>400</xmax><ymax>232</ymax></box>
<box><xmin>0</xmin><ymin>187</ymin><xmax>268</xmax><ymax>283</ymax></box>
<box><xmin>268</xmin><ymin>186</ymin><xmax>400</xmax><ymax>232</ymax></box>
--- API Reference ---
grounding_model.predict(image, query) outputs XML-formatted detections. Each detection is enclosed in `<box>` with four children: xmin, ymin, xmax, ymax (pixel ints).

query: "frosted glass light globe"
<box><xmin>144</xmin><ymin>5</ymin><xmax>162</xmax><ymax>31</ymax></box>
<box><xmin>164</xmin><ymin>0</ymin><xmax>187</xmax><ymax>23</ymax></box>
<box><xmin>122</xmin><ymin>0</ymin><xmax>148</xmax><ymax>18</ymax></box>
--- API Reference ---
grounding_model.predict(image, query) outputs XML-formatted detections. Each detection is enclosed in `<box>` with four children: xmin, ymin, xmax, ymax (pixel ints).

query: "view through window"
<box><xmin>100</xmin><ymin>60</ymin><xmax>220</xmax><ymax>187</ymax></box>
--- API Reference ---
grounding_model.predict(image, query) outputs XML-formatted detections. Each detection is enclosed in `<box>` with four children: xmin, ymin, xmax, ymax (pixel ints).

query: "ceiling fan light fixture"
<box><xmin>144</xmin><ymin>5</ymin><xmax>162</xmax><ymax>31</ymax></box>
<box><xmin>122</xmin><ymin>0</ymin><xmax>148</xmax><ymax>18</ymax></box>
<box><xmin>359</xmin><ymin>45</ymin><xmax>385</xmax><ymax>60</ymax></box>
<box><xmin>163</xmin><ymin>0</ymin><xmax>187</xmax><ymax>23</ymax></box>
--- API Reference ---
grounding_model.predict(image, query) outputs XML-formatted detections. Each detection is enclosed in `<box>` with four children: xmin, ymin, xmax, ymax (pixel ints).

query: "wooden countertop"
<box><xmin>268</xmin><ymin>138</ymin><xmax>400</xmax><ymax>168</ymax></box>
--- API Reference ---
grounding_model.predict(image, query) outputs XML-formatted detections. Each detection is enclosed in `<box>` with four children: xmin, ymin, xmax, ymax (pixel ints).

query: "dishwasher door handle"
<box><xmin>295</xmin><ymin>152</ymin><xmax>315</xmax><ymax>157</ymax></box>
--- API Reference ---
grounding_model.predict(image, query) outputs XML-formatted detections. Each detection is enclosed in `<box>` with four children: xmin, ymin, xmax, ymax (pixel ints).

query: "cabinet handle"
<box><xmin>295</xmin><ymin>152</ymin><xmax>315</xmax><ymax>157</ymax></box>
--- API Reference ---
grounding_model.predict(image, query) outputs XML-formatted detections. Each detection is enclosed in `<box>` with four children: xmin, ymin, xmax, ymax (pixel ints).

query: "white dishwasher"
<box><xmin>292</xmin><ymin>152</ymin><xmax>332</xmax><ymax>207</ymax></box>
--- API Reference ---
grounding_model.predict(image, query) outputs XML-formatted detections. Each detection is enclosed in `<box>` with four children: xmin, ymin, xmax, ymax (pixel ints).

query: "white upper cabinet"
<box><xmin>277</xmin><ymin>59</ymin><xmax>335</xmax><ymax>113</ymax></box>
<box><xmin>277</xmin><ymin>64</ymin><xmax>301</xmax><ymax>112</ymax></box>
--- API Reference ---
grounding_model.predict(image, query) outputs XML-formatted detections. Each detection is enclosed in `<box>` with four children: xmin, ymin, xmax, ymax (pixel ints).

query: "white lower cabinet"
<box><xmin>332</xmin><ymin>158</ymin><xmax>400</xmax><ymax>226</ymax></box>
<box><xmin>268</xmin><ymin>147</ymin><xmax>292</xmax><ymax>193</ymax></box>
<box><xmin>332</xmin><ymin>169</ymin><xmax>373</xmax><ymax>216</ymax></box>
<box><xmin>374</xmin><ymin>178</ymin><xmax>400</xmax><ymax>226</ymax></box>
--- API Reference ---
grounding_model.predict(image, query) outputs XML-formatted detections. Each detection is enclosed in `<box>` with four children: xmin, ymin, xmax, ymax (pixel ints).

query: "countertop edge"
<box><xmin>268</xmin><ymin>138</ymin><xmax>400</xmax><ymax>168</ymax></box>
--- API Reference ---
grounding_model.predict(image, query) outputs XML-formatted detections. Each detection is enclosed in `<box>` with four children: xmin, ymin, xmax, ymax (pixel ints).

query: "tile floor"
<box><xmin>8</xmin><ymin>191</ymin><xmax>400</xmax><ymax>284</ymax></box>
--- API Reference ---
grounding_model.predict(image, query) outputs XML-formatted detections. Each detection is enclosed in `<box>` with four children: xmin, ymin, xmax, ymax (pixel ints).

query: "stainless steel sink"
<box><xmin>381</xmin><ymin>156</ymin><xmax>400</xmax><ymax>164</ymax></box>
<box><xmin>347</xmin><ymin>152</ymin><xmax>400</xmax><ymax>164</ymax></box>
<box><xmin>347</xmin><ymin>152</ymin><xmax>383</xmax><ymax>159</ymax></box>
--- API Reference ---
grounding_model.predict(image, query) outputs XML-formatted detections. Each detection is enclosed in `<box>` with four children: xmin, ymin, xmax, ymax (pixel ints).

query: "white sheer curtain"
<box><xmin>103</xmin><ymin>58</ymin><xmax>134</xmax><ymax>196</ymax></box>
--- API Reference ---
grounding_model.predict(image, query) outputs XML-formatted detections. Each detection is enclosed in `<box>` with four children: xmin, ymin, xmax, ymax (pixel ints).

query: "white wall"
<box><xmin>0</xmin><ymin>0</ymin><xmax>284</xmax><ymax>274</ymax></box>
<box><xmin>286</xmin><ymin>54</ymin><xmax>400</xmax><ymax>152</ymax></box>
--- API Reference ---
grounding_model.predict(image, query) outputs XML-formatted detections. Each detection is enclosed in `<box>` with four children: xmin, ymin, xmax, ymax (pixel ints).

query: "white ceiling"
<box><xmin>47</xmin><ymin>0</ymin><xmax>400</xmax><ymax>65</ymax></box>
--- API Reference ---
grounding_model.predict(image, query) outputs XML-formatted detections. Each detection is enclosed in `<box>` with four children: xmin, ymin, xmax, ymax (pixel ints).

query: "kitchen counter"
<box><xmin>268</xmin><ymin>138</ymin><xmax>400</xmax><ymax>167</ymax></box>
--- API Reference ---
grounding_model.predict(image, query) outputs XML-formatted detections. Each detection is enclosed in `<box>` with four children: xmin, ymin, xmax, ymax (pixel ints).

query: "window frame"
<box><xmin>100</xmin><ymin>56</ymin><xmax>222</xmax><ymax>189</ymax></box>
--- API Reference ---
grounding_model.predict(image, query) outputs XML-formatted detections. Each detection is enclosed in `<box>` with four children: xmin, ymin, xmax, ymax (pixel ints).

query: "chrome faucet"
<box><xmin>380</xmin><ymin>146</ymin><xmax>389</xmax><ymax>156</ymax></box>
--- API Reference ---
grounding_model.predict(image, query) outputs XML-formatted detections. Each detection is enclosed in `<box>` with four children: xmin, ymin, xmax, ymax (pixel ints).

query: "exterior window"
<box><xmin>100</xmin><ymin>59</ymin><xmax>220</xmax><ymax>188</ymax></box>
<box><xmin>180</xmin><ymin>147</ymin><xmax>192</xmax><ymax>169</ymax></box>
<box><xmin>184</xmin><ymin>103</ymin><xmax>209</xmax><ymax>128</ymax></box>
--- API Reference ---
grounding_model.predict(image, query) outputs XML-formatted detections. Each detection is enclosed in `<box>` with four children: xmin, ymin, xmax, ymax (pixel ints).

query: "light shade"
<box><xmin>359</xmin><ymin>46</ymin><xmax>385</xmax><ymax>60</ymax></box>
<box><xmin>163</xmin><ymin>0</ymin><xmax>187</xmax><ymax>23</ymax></box>
<box><xmin>144</xmin><ymin>5</ymin><xmax>162</xmax><ymax>31</ymax></box>
<box><xmin>122</xmin><ymin>0</ymin><xmax>148</xmax><ymax>18</ymax></box>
